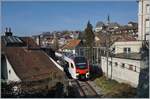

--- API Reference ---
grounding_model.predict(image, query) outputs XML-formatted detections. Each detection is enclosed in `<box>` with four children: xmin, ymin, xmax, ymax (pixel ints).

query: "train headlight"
<box><xmin>86</xmin><ymin>72</ymin><xmax>90</xmax><ymax>78</ymax></box>
<box><xmin>76</xmin><ymin>72</ymin><xmax>79</xmax><ymax>78</ymax></box>
<box><xmin>76</xmin><ymin>72</ymin><xmax>79</xmax><ymax>76</ymax></box>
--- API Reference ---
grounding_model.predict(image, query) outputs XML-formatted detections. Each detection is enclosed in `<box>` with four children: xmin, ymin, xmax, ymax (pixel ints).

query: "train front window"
<box><xmin>74</xmin><ymin>57</ymin><xmax>87</xmax><ymax>69</ymax></box>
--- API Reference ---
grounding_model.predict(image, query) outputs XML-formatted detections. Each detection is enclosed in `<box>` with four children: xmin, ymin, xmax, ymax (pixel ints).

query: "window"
<box><xmin>124</xmin><ymin>48</ymin><xmax>131</xmax><ymax>53</ymax></box>
<box><xmin>124</xmin><ymin>48</ymin><xmax>127</xmax><ymax>52</ymax></box>
<box><xmin>128</xmin><ymin>48</ymin><xmax>131</xmax><ymax>53</ymax></box>
<box><xmin>145</xmin><ymin>19</ymin><xmax>150</xmax><ymax>34</ymax></box>
<box><xmin>135</xmin><ymin>66</ymin><xmax>136</xmax><ymax>72</ymax></box>
<box><xmin>115</xmin><ymin>62</ymin><xmax>118</xmax><ymax>66</ymax></box>
<box><xmin>129</xmin><ymin>65</ymin><xmax>133</xmax><ymax>70</ymax></box>
<box><xmin>146</xmin><ymin>4</ymin><xmax>150</xmax><ymax>14</ymax></box>
<box><xmin>71</xmin><ymin>63</ymin><xmax>74</xmax><ymax>68</ymax></box>
<box><xmin>121</xmin><ymin>63</ymin><xmax>125</xmax><ymax>68</ymax></box>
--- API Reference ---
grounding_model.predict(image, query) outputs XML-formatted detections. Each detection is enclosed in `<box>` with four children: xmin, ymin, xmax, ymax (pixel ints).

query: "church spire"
<box><xmin>107</xmin><ymin>14</ymin><xmax>110</xmax><ymax>25</ymax></box>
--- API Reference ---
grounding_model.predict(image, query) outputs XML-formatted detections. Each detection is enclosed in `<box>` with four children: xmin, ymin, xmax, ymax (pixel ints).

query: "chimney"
<box><xmin>38</xmin><ymin>35</ymin><xmax>41</xmax><ymax>46</ymax></box>
<box><xmin>9</xmin><ymin>27</ymin><xmax>11</xmax><ymax>32</ymax></box>
<box><xmin>5</xmin><ymin>27</ymin><xmax>8</xmax><ymax>32</ymax></box>
<box><xmin>5</xmin><ymin>27</ymin><xmax>12</xmax><ymax>36</ymax></box>
<box><xmin>36</xmin><ymin>35</ymin><xmax>41</xmax><ymax>46</ymax></box>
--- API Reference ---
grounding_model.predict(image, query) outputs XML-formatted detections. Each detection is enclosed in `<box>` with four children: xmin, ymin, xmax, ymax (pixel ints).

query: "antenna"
<box><xmin>5</xmin><ymin>27</ymin><xmax>8</xmax><ymax>32</ymax></box>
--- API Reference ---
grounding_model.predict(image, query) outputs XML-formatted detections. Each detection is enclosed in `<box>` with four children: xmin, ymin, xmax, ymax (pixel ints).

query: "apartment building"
<box><xmin>138</xmin><ymin>0</ymin><xmax>150</xmax><ymax>40</ymax></box>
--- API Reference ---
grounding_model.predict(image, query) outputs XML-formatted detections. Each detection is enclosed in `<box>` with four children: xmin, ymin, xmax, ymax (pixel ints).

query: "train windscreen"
<box><xmin>74</xmin><ymin>57</ymin><xmax>87</xmax><ymax>69</ymax></box>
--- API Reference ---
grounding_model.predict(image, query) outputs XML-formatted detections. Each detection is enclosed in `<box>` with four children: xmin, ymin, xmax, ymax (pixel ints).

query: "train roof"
<box><xmin>62</xmin><ymin>52</ymin><xmax>85</xmax><ymax>60</ymax></box>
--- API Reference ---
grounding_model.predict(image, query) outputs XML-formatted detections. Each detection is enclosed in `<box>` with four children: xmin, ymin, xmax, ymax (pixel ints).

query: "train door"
<box><xmin>68</xmin><ymin>61</ymin><xmax>76</xmax><ymax>79</ymax></box>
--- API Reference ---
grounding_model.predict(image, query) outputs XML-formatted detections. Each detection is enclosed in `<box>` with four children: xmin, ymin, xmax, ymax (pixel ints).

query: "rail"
<box><xmin>70</xmin><ymin>80</ymin><xmax>100</xmax><ymax>98</ymax></box>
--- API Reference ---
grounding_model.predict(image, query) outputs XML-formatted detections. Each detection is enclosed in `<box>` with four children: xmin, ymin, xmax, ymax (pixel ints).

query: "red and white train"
<box><xmin>55</xmin><ymin>52</ymin><xmax>90</xmax><ymax>79</ymax></box>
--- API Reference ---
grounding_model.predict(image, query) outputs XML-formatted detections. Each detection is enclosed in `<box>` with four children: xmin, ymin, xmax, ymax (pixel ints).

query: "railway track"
<box><xmin>70</xmin><ymin>79</ymin><xmax>100</xmax><ymax>98</ymax></box>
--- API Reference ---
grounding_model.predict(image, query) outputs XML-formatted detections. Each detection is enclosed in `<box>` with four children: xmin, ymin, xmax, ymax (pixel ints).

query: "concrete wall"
<box><xmin>111</xmin><ymin>41</ymin><xmax>142</xmax><ymax>54</ymax></box>
<box><xmin>101</xmin><ymin>56</ymin><xmax>141</xmax><ymax>87</ymax></box>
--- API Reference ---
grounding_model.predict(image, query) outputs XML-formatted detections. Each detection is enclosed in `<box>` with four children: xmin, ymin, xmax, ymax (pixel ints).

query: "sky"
<box><xmin>2</xmin><ymin>1</ymin><xmax>138</xmax><ymax>36</ymax></box>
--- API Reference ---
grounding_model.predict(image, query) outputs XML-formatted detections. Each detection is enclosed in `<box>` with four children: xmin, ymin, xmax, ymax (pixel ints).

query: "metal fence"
<box><xmin>76</xmin><ymin>47</ymin><xmax>106</xmax><ymax>66</ymax></box>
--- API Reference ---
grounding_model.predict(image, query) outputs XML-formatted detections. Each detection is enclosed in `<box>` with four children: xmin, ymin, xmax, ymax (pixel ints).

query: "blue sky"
<box><xmin>2</xmin><ymin>1</ymin><xmax>138</xmax><ymax>36</ymax></box>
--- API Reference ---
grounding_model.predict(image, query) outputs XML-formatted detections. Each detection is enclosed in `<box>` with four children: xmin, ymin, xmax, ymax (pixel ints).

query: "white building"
<box><xmin>61</xmin><ymin>39</ymin><xmax>81</xmax><ymax>54</ymax></box>
<box><xmin>138</xmin><ymin>0</ymin><xmax>150</xmax><ymax>40</ymax></box>
<box><xmin>101</xmin><ymin>55</ymin><xmax>141</xmax><ymax>87</ymax></box>
<box><xmin>101</xmin><ymin>0</ymin><xmax>149</xmax><ymax>91</ymax></box>
<box><xmin>101</xmin><ymin>41</ymin><xmax>143</xmax><ymax>87</ymax></box>
<box><xmin>1</xmin><ymin>54</ymin><xmax>21</xmax><ymax>82</ymax></box>
<box><xmin>1</xmin><ymin>31</ymin><xmax>65</xmax><ymax>83</ymax></box>
<box><xmin>95</xmin><ymin>21</ymin><xmax>105</xmax><ymax>32</ymax></box>
<box><xmin>111</xmin><ymin>41</ymin><xmax>142</xmax><ymax>54</ymax></box>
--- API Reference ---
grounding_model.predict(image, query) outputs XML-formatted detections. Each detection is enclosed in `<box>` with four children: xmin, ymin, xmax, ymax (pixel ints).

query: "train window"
<box><xmin>74</xmin><ymin>57</ymin><xmax>87</xmax><ymax>69</ymax></box>
<box><xmin>74</xmin><ymin>57</ymin><xmax>86</xmax><ymax>63</ymax></box>
<box><xmin>71</xmin><ymin>63</ymin><xmax>74</xmax><ymax>68</ymax></box>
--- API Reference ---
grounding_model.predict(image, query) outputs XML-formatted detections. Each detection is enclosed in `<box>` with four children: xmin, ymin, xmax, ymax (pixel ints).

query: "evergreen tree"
<box><xmin>84</xmin><ymin>21</ymin><xmax>95</xmax><ymax>63</ymax></box>
<box><xmin>84</xmin><ymin>21</ymin><xmax>95</xmax><ymax>47</ymax></box>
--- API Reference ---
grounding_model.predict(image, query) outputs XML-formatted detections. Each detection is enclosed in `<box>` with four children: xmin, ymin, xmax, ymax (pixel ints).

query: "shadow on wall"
<box><xmin>136</xmin><ymin>67</ymin><xmax>149</xmax><ymax>98</ymax></box>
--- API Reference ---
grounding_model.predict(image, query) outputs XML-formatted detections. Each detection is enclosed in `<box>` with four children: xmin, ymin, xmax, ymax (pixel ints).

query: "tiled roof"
<box><xmin>1</xmin><ymin>36</ymin><xmax>65</xmax><ymax>81</ymax></box>
<box><xmin>95</xmin><ymin>33</ymin><xmax>137</xmax><ymax>47</ymax></box>
<box><xmin>108</xmin><ymin>22</ymin><xmax>120</xmax><ymax>27</ymax></box>
<box><xmin>115</xmin><ymin>34</ymin><xmax>137</xmax><ymax>42</ymax></box>
<box><xmin>62</xmin><ymin>39</ymin><xmax>81</xmax><ymax>50</ymax></box>
<box><xmin>21</xmin><ymin>37</ymin><xmax>40</xmax><ymax>48</ymax></box>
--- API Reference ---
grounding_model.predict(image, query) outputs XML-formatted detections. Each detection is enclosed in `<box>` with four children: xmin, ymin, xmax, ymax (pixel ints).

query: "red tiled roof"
<box><xmin>62</xmin><ymin>39</ymin><xmax>81</xmax><ymax>50</ymax></box>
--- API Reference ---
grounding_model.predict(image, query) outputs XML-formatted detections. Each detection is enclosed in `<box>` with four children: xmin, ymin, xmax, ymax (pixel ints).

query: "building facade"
<box><xmin>138</xmin><ymin>0</ymin><xmax>150</xmax><ymax>40</ymax></box>
<box><xmin>101</xmin><ymin>41</ymin><xmax>143</xmax><ymax>87</ymax></box>
<box><xmin>61</xmin><ymin>39</ymin><xmax>81</xmax><ymax>54</ymax></box>
<box><xmin>101</xmin><ymin>56</ymin><xmax>141</xmax><ymax>87</ymax></box>
<box><xmin>110</xmin><ymin>41</ymin><xmax>142</xmax><ymax>54</ymax></box>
